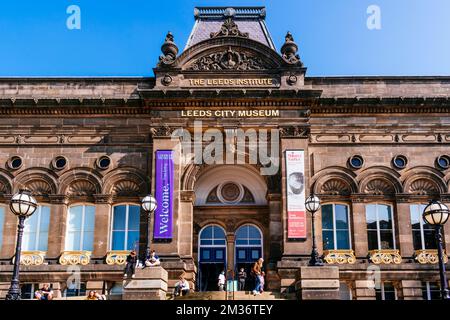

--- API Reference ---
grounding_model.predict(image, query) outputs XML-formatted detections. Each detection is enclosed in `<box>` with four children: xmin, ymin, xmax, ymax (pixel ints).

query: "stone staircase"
<box><xmin>172</xmin><ymin>291</ymin><xmax>286</xmax><ymax>300</ymax></box>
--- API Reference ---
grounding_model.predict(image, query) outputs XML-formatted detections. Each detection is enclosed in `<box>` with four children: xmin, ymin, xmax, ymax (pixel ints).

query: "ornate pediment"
<box><xmin>210</xmin><ymin>17</ymin><xmax>249</xmax><ymax>39</ymax></box>
<box><xmin>187</xmin><ymin>47</ymin><xmax>266</xmax><ymax>71</ymax></box>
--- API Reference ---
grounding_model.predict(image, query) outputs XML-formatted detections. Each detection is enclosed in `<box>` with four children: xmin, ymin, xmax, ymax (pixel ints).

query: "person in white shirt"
<box><xmin>218</xmin><ymin>271</ymin><xmax>226</xmax><ymax>291</ymax></box>
<box><xmin>174</xmin><ymin>276</ymin><xmax>190</xmax><ymax>296</ymax></box>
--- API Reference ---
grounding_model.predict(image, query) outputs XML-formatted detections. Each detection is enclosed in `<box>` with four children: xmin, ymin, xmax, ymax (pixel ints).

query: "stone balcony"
<box><xmin>106</xmin><ymin>251</ymin><xmax>129</xmax><ymax>265</ymax></box>
<box><xmin>323</xmin><ymin>250</ymin><xmax>356</xmax><ymax>264</ymax></box>
<box><xmin>414</xmin><ymin>249</ymin><xmax>448</xmax><ymax>264</ymax></box>
<box><xmin>369</xmin><ymin>249</ymin><xmax>402</xmax><ymax>264</ymax></box>
<box><xmin>59</xmin><ymin>251</ymin><xmax>92</xmax><ymax>266</ymax></box>
<box><xmin>17</xmin><ymin>251</ymin><xmax>46</xmax><ymax>266</ymax></box>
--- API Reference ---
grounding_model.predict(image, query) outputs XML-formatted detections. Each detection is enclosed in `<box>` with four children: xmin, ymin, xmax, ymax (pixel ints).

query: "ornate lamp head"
<box><xmin>141</xmin><ymin>194</ymin><xmax>157</xmax><ymax>213</ymax></box>
<box><xmin>423</xmin><ymin>199</ymin><xmax>450</xmax><ymax>226</ymax></box>
<box><xmin>305</xmin><ymin>194</ymin><xmax>321</xmax><ymax>213</ymax></box>
<box><xmin>10</xmin><ymin>189</ymin><xmax>37</xmax><ymax>217</ymax></box>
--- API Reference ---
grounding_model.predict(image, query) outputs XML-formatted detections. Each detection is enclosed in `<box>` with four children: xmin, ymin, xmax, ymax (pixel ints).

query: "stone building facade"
<box><xmin>0</xmin><ymin>7</ymin><xmax>449</xmax><ymax>299</ymax></box>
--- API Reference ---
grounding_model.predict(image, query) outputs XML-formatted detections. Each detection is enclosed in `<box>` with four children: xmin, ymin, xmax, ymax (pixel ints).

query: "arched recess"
<box><xmin>102</xmin><ymin>168</ymin><xmax>149</xmax><ymax>197</ymax></box>
<box><xmin>357</xmin><ymin>166</ymin><xmax>403</xmax><ymax>195</ymax></box>
<box><xmin>193</xmin><ymin>165</ymin><xmax>268</xmax><ymax>206</ymax></box>
<box><xmin>402</xmin><ymin>167</ymin><xmax>447</xmax><ymax>195</ymax></box>
<box><xmin>311</xmin><ymin>167</ymin><xmax>358</xmax><ymax>196</ymax></box>
<box><xmin>13</xmin><ymin>168</ymin><xmax>58</xmax><ymax>196</ymax></box>
<box><xmin>0</xmin><ymin>169</ymin><xmax>13</xmax><ymax>195</ymax></box>
<box><xmin>58</xmin><ymin>168</ymin><xmax>102</xmax><ymax>196</ymax></box>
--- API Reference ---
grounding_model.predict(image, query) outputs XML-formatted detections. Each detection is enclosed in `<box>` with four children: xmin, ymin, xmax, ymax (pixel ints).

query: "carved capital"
<box><xmin>180</xmin><ymin>190</ymin><xmax>196</xmax><ymax>203</ymax></box>
<box><xmin>279</xmin><ymin>126</ymin><xmax>310</xmax><ymax>138</ymax></box>
<box><xmin>150</xmin><ymin>125</ymin><xmax>176</xmax><ymax>138</ymax></box>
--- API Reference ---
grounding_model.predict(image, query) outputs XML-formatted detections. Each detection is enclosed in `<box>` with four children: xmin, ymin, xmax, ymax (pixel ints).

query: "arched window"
<box><xmin>235</xmin><ymin>225</ymin><xmax>262</xmax><ymax>263</ymax></box>
<box><xmin>321</xmin><ymin>204</ymin><xmax>351</xmax><ymax>250</ymax></box>
<box><xmin>0</xmin><ymin>206</ymin><xmax>4</xmax><ymax>250</ymax></box>
<box><xmin>366</xmin><ymin>204</ymin><xmax>395</xmax><ymax>250</ymax></box>
<box><xmin>410</xmin><ymin>204</ymin><xmax>436</xmax><ymax>250</ymax></box>
<box><xmin>235</xmin><ymin>225</ymin><xmax>262</xmax><ymax>247</ymax></box>
<box><xmin>111</xmin><ymin>204</ymin><xmax>140</xmax><ymax>251</ymax></box>
<box><xmin>23</xmin><ymin>205</ymin><xmax>50</xmax><ymax>251</ymax></box>
<box><xmin>65</xmin><ymin>205</ymin><xmax>96</xmax><ymax>251</ymax></box>
<box><xmin>199</xmin><ymin>225</ymin><xmax>226</xmax><ymax>247</ymax></box>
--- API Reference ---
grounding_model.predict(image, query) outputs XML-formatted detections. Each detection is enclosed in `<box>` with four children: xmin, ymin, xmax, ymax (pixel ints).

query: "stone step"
<box><xmin>174</xmin><ymin>291</ymin><xmax>286</xmax><ymax>300</ymax></box>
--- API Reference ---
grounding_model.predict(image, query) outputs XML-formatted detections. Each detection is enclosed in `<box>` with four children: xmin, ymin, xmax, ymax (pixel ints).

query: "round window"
<box><xmin>393</xmin><ymin>155</ymin><xmax>408</xmax><ymax>169</ymax></box>
<box><xmin>97</xmin><ymin>156</ymin><xmax>111</xmax><ymax>170</ymax></box>
<box><xmin>8</xmin><ymin>156</ymin><xmax>23</xmax><ymax>170</ymax></box>
<box><xmin>436</xmin><ymin>155</ymin><xmax>450</xmax><ymax>170</ymax></box>
<box><xmin>53</xmin><ymin>156</ymin><xmax>68</xmax><ymax>170</ymax></box>
<box><xmin>217</xmin><ymin>182</ymin><xmax>244</xmax><ymax>204</ymax></box>
<box><xmin>349</xmin><ymin>155</ymin><xmax>364</xmax><ymax>169</ymax></box>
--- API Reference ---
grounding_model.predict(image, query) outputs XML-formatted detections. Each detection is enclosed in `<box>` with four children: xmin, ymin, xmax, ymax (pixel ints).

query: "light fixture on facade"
<box><xmin>6</xmin><ymin>189</ymin><xmax>38</xmax><ymax>300</ymax></box>
<box><xmin>141</xmin><ymin>194</ymin><xmax>158</xmax><ymax>262</ymax></box>
<box><xmin>305</xmin><ymin>194</ymin><xmax>323</xmax><ymax>266</ymax></box>
<box><xmin>422</xmin><ymin>199</ymin><xmax>450</xmax><ymax>300</ymax></box>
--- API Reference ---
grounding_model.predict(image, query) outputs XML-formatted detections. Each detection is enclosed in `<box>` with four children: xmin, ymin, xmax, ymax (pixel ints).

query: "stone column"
<box><xmin>122</xmin><ymin>266</ymin><xmax>168</xmax><ymax>300</ymax></box>
<box><xmin>267</xmin><ymin>193</ymin><xmax>282</xmax><ymax>291</ymax></box>
<box><xmin>396</xmin><ymin>202</ymin><xmax>414</xmax><ymax>259</ymax></box>
<box><xmin>295</xmin><ymin>266</ymin><xmax>340</xmax><ymax>300</ymax></box>
<box><xmin>149</xmin><ymin>137</ymin><xmax>182</xmax><ymax>257</ymax></box>
<box><xmin>354</xmin><ymin>280</ymin><xmax>376</xmax><ymax>300</ymax></box>
<box><xmin>226</xmin><ymin>233</ymin><xmax>235</xmax><ymax>276</ymax></box>
<box><xmin>280</xmin><ymin>136</ymin><xmax>311</xmax><ymax>257</ymax></box>
<box><xmin>92</xmin><ymin>195</ymin><xmax>112</xmax><ymax>259</ymax></box>
<box><xmin>0</xmin><ymin>204</ymin><xmax>16</xmax><ymax>259</ymax></box>
<box><xmin>179</xmin><ymin>191</ymin><xmax>194</xmax><ymax>258</ymax></box>
<box><xmin>351</xmin><ymin>200</ymin><xmax>368</xmax><ymax>258</ymax></box>
<box><xmin>400</xmin><ymin>280</ymin><xmax>423</xmax><ymax>300</ymax></box>
<box><xmin>46</xmin><ymin>196</ymin><xmax>68</xmax><ymax>260</ymax></box>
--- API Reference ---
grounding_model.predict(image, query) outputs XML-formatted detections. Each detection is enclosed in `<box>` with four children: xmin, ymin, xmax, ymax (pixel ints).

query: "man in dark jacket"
<box><xmin>123</xmin><ymin>250</ymin><xmax>138</xmax><ymax>279</ymax></box>
<box><xmin>238</xmin><ymin>268</ymin><xmax>247</xmax><ymax>291</ymax></box>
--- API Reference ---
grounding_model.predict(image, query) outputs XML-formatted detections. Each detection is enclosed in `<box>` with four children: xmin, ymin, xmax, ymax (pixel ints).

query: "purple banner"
<box><xmin>153</xmin><ymin>150</ymin><xmax>174</xmax><ymax>240</ymax></box>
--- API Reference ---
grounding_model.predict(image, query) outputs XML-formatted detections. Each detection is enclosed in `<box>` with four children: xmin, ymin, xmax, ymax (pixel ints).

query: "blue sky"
<box><xmin>0</xmin><ymin>0</ymin><xmax>449</xmax><ymax>77</ymax></box>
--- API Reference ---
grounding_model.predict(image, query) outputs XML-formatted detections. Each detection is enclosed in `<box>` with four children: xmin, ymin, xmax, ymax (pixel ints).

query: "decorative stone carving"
<box><xmin>210</xmin><ymin>17</ymin><xmax>249</xmax><ymax>39</ymax></box>
<box><xmin>161</xmin><ymin>74</ymin><xmax>173</xmax><ymax>86</ymax></box>
<box><xmin>279</xmin><ymin>126</ymin><xmax>310</xmax><ymax>138</ymax></box>
<box><xmin>113</xmin><ymin>180</ymin><xmax>141</xmax><ymax>196</ymax></box>
<box><xmin>150</xmin><ymin>125</ymin><xmax>175</xmax><ymax>137</ymax></box>
<box><xmin>281</xmin><ymin>32</ymin><xmax>303</xmax><ymax>65</ymax></box>
<box><xmin>188</xmin><ymin>47</ymin><xmax>265</xmax><ymax>71</ymax></box>
<box><xmin>26</xmin><ymin>179</ymin><xmax>52</xmax><ymax>195</ymax></box>
<box><xmin>67</xmin><ymin>180</ymin><xmax>97</xmax><ymax>196</ymax></box>
<box><xmin>320</xmin><ymin>178</ymin><xmax>351</xmax><ymax>196</ymax></box>
<box><xmin>364</xmin><ymin>178</ymin><xmax>395</xmax><ymax>195</ymax></box>
<box><xmin>158</xmin><ymin>32</ymin><xmax>178</xmax><ymax>67</ymax></box>
<box><xmin>407</xmin><ymin>179</ymin><xmax>440</xmax><ymax>195</ymax></box>
<box><xmin>414</xmin><ymin>249</ymin><xmax>448</xmax><ymax>264</ymax></box>
<box><xmin>106</xmin><ymin>251</ymin><xmax>129</xmax><ymax>265</ymax></box>
<box><xmin>16</xmin><ymin>251</ymin><xmax>46</xmax><ymax>266</ymax></box>
<box><xmin>324</xmin><ymin>250</ymin><xmax>356</xmax><ymax>264</ymax></box>
<box><xmin>59</xmin><ymin>251</ymin><xmax>92</xmax><ymax>265</ymax></box>
<box><xmin>369</xmin><ymin>249</ymin><xmax>402</xmax><ymax>264</ymax></box>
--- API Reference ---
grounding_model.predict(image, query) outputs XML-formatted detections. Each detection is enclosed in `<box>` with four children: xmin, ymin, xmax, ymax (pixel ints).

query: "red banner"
<box><xmin>285</xmin><ymin>150</ymin><xmax>306</xmax><ymax>239</ymax></box>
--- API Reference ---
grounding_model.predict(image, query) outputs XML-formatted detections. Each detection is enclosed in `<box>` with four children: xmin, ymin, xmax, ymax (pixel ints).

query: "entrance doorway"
<box><xmin>198</xmin><ymin>225</ymin><xmax>227</xmax><ymax>291</ymax></box>
<box><xmin>235</xmin><ymin>225</ymin><xmax>263</xmax><ymax>291</ymax></box>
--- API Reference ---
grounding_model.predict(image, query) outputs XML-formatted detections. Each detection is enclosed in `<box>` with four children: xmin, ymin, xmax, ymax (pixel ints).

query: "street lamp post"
<box><xmin>422</xmin><ymin>199</ymin><xmax>450</xmax><ymax>300</ymax></box>
<box><xmin>5</xmin><ymin>189</ymin><xmax>38</xmax><ymax>300</ymax></box>
<box><xmin>305</xmin><ymin>194</ymin><xmax>323</xmax><ymax>266</ymax></box>
<box><xmin>141</xmin><ymin>194</ymin><xmax>158</xmax><ymax>262</ymax></box>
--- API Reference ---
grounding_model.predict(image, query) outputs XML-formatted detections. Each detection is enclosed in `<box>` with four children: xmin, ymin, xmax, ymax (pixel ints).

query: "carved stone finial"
<box><xmin>158</xmin><ymin>32</ymin><xmax>178</xmax><ymax>67</ymax></box>
<box><xmin>210</xmin><ymin>17</ymin><xmax>249</xmax><ymax>39</ymax></box>
<box><xmin>281</xmin><ymin>32</ymin><xmax>303</xmax><ymax>66</ymax></box>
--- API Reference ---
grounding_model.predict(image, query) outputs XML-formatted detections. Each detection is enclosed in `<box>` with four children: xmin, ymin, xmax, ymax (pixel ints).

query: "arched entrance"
<box><xmin>198</xmin><ymin>225</ymin><xmax>227</xmax><ymax>291</ymax></box>
<box><xmin>235</xmin><ymin>224</ymin><xmax>263</xmax><ymax>290</ymax></box>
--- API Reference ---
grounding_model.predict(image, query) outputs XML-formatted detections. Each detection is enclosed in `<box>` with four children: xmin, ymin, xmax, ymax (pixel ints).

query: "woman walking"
<box><xmin>251</xmin><ymin>258</ymin><xmax>264</xmax><ymax>296</ymax></box>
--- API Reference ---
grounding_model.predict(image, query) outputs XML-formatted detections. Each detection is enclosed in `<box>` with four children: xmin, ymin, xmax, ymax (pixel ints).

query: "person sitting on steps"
<box><xmin>123</xmin><ymin>250</ymin><xmax>138</xmax><ymax>279</ymax></box>
<box><xmin>173</xmin><ymin>276</ymin><xmax>190</xmax><ymax>297</ymax></box>
<box><xmin>144</xmin><ymin>250</ymin><xmax>161</xmax><ymax>267</ymax></box>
